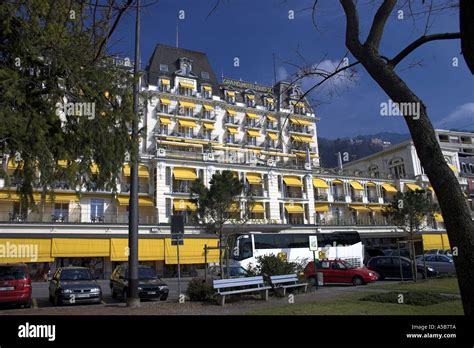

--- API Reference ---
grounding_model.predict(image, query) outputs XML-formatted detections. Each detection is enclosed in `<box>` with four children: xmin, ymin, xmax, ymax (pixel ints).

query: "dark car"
<box><xmin>49</xmin><ymin>267</ymin><xmax>102</xmax><ymax>306</ymax></box>
<box><xmin>304</xmin><ymin>259</ymin><xmax>378</xmax><ymax>286</ymax></box>
<box><xmin>416</xmin><ymin>254</ymin><xmax>456</xmax><ymax>275</ymax></box>
<box><xmin>426</xmin><ymin>249</ymin><xmax>453</xmax><ymax>257</ymax></box>
<box><xmin>110</xmin><ymin>265</ymin><xmax>169</xmax><ymax>301</ymax></box>
<box><xmin>0</xmin><ymin>264</ymin><xmax>32</xmax><ymax>308</ymax></box>
<box><xmin>382</xmin><ymin>248</ymin><xmax>411</xmax><ymax>258</ymax></box>
<box><xmin>367</xmin><ymin>256</ymin><xmax>438</xmax><ymax>280</ymax></box>
<box><xmin>204</xmin><ymin>265</ymin><xmax>250</xmax><ymax>279</ymax></box>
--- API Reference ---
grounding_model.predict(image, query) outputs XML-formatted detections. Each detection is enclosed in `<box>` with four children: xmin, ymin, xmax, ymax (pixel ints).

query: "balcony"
<box><xmin>224</xmin><ymin>118</ymin><xmax>240</xmax><ymax>125</ymax></box>
<box><xmin>199</xmin><ymin>113</ymin><xmax>216</xmax><ymax>121</ymax></box>
<box><xmin>172</xmin><ymin>181</ymin><xmax>193</xmax><ymax>194</ymax></box>
<box><xmin>120</xmin><ymin>183</ymin><xmax>149</xmax><ymax>194</ymax></box>
<box><xmin>288</xmin><ymin>126</ymin><xmax>314</xmax><ymax>135</ymax></box>
<box><xmin>0</xmin><ymin>211</ymin><xmax>157</xmax><ymax>224</ymax></box>
<box><xmin>318</xmin><ymin>217</ymin><xmax>391</xmax><ymax>226</ymax></box>
<box><xmin>244</xmin><ymin>141</ymin><xmax>264</xmax><ymax>148</ymax></box>
<box><xmin>283</xmin><ymin>188</ymin><xmax>304</xmax><ymax>199</ymax></box>
<box><xmin>367</xmin><ymin>196</ymin><xmax>379</xmax><ymax>203</ymax></box>
<box><xmin>265</xmin><ymin>123</ymin><xmax>279</xmax><ymax>131</ymax></box>
<box><xmin>333</xmin><ymin>194</ymin><xmax>346</xmax><ymax>202</ymax></box>
<box><xmin>243</xmin><ymin>120</ymin><xmax>261</xmax><ymax>129</ymax></box>
<box><xmin>314</xmin><ymin>194</ymin><xmax>328</xmax><ymax>201</ymax></box>
<box><xmin>351</xmin><ymin>195</ymin><xmax>363</xmax><ymax>203</ymax></box>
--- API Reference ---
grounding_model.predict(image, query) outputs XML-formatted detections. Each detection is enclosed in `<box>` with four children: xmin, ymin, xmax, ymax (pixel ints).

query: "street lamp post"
<box><xmin>127</xmin><ymin>0</ymin><xmax>141</xmax><ymax>308</ymax></box>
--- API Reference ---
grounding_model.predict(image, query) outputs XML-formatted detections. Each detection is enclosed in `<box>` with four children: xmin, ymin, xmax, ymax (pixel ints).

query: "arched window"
<box><xmin>368</xmin><ymin>164</ymin><xmax>379</xmax><ymax>178</ymax></box>
<box><xmin>389</xmin><ymin>158</ymin><xmax>405</xmax><ymax>179</ymax></box>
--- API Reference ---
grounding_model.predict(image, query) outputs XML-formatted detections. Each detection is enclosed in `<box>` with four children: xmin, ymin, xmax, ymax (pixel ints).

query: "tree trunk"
<box><xmin>346</xmin><ymin>46</ymin><xmax>474</xmax><ymax>315</ymax></box>
<box><xmin>219</xmin><ymin>228</ymin><xmax>224</xmax><ymax>280</ymax></box>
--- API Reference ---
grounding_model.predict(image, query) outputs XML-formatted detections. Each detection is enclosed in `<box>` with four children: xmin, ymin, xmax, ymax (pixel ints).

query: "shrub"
<box><xmin>186</xmin><ymin>277</ymin><xmax>215</xmax><ymax>302</ymax></box>
<box><xmin>248</xmin><ymin>255</ymin><xmax>299</xmax><ymax>283</ymax></box>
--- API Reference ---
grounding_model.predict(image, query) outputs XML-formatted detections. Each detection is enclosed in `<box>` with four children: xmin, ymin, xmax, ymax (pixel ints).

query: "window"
<box><xmin>226</xmin><ymin>133</ymin><xmax>235</xmax><ymax>143</ymax></box>
<box><xmin>201</xmin><ymin>71</ymin><xmax>210</xmax><ymax>79</ymax></box>
<box><xmin>54</xmin><ymin>203</ymin><xmax>69</xmax><ymax>221</ymax></box>
<box><xmin>179</xmin><ymin>87</ymin><xmax>193</xmax><ymax>96</ymax></box>
<box><xmin>159</xmin><ymin>78</ymin><xmax>170</xmax><ymax>92</ymax></box>
<box><xmin>159</xmin><ymin>124</ymin><xmax>168</xmax><ymax>135</ymax></box>
<box><xmin>225</xmin><ymin>91</ymin><xmax>236</xmax><ymax>104</ymax></box>
<box><xmin>202</xmin><ymin>86</ymin><xmax>212</xmax><ymax>99</ymax></box>
<box><xmin>245</xmin><ymin>94</ymin><xmax>255</xmax><ymax>107</ymax></box>
<box><xmin>178</xmin><ymin>126</ymin><xmax>194</xmax><ymax>138</ymax></box>
<box><xmin>368</xmin><ymin>164</ymin><xmax>379</xmax><ymax>178</ymax></box>
<box><xmin>247</xmin><ymin>136</ymin><xmax>257</xmax><ymax>146</ymax></box>
<box><xmin>160</xmin><ymin>103</ymin><xmax>169</xmax><ymax>114</ymax></box>
<box><xmin>159</xmin><ymin>64</ymin><xmax>168</xmax><ymax>72</ymax></box>
<box><xmin>254</xmin><ymin>235</ymin><xmax>277</xmax><ymax>249</ymax></box>
<box><xmin>90</xmin><ymin>199</ymin><xmax>104</xmax><ymax>220</ymax></box>
<box><xmin>202</xmin><ymin>129</ymin><xmax>212</xmax><ymax>140</ymax></box>
<box><xmin>179</xmin><ymin>106</ymin><xmax>193</xmax><ymax>117</ymax></box>
<box><xmin>389</xmin><ymin>158</ymin><xmax>405</xmax><ymax>179</ymax></box>
<box><xmin>165</xmin><ymin>198</ymin><xmax>171</xmax><ymax>217</ymax></box>
<box><xmin>165</xmin><ymin>167</ymin><xmax>171</xmax><ymax>185</ymax></box>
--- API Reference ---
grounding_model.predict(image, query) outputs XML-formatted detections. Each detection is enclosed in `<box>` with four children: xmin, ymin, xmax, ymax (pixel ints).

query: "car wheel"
<box><xmin>160</xmin><ymin>295</ymin><xmax>168</xmax><ymax>301</ymax></box>
<box><xmin>352</xmin><ymin>276</ymin><xmax>364</xmax><ymax>286</ymax></box>
<box><xmin>417</xmin><ymin>271</ymin><xmax>425</xmax><ymax>280</ymax></box>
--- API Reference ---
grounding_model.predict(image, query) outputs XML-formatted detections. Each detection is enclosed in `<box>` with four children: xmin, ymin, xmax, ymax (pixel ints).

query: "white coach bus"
<box><xmin>229</xmin><ymin>231</ymin><xmax>364</xmax><ymax>269</ymax></box>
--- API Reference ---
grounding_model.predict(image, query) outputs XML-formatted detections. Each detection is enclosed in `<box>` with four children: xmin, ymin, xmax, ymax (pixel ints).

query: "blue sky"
<box><xmin>111</xmin><ymin>0</ymin><xmax>474</xmax><ymax>139</ymax></box>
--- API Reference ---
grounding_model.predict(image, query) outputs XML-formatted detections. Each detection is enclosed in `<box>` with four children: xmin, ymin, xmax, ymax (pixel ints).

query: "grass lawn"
<box><xmin>368</xmin><ymin>278</ymin><xmax>460</xmax><ymax>294</ymax></box>
<box><xmin>247</xmin><ymin>291</ymin><xmax>463</xmax><ymax>315</ymax></box>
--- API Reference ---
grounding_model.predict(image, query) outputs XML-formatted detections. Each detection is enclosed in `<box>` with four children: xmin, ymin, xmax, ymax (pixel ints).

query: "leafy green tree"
<box><xmin>383</xmin><ymin>190</ymin><xmax>438</xmax><ymax>281</ymax></box>
<box><xmin>0</xmin><ymin>0</ymin><xmax>134</xmax><ymax>207</ymax></box>
<box><xmin>190</xmin><ymin>170</ymin><xmax>255</xmax><ymax>279</ymax></box>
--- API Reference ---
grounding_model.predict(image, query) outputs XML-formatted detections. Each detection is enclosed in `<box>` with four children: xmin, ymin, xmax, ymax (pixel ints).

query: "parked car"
<box><xmin>426</xmin><ymin>249</ymin><xmax>452</xmax><ymax>257</ymax></box>
<box><xmin>0</xmin><ymin>264</ymin><xmax>32</xmax><ymax>308</ymax></box>
<box><xmin>204</xmin><ymin>265</ymin><xmax>250</xmax><ymax>279</ymax></box>
<box><xmin>367</xmin><ymin>256</ymin><xmax>438</xmax><ymax>280</ymax></box>
<box><xmin>304</xmin><ymin>259</ymin><xmax>378</xmax><ymax>286</ymax></box>
<box><xmin>110</xmin><ymin>265</ymin><xmax>169</xmax><ymax>301</ymax></box>
<box><xmin>382</xmin><ymin>248</ymin><xmax>411</xmax><ymax>258</ymax></box>
<box><xmin>415</xmin><ymin>254</ymin><xmax>456</xmax><ymax>275</ymax></box>
<box><xmin>49</xmin><ymin>267</ymin><xmax>102</xmax><ymax>306</ymax></box>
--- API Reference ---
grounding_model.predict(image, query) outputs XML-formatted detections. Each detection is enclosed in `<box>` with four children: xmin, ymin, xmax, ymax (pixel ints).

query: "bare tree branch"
<box><xmin>365</xmin><ymin>0</ymin><xmax>397</xmax><ymax>49</ymax></box>
<box><xmin>389</xmin><ymin>32</ymin><xmax>461</xmax><ymax>67</ymax></box>
<box><xmin>339</xmin><ymin>0</ymin><xmax>362</xmax><ymax>53</ymax></box>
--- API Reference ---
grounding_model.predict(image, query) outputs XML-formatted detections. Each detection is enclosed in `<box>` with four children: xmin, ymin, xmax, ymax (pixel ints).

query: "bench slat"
<box><xmin>271</xmin><ymin>278</ymin><xmax>299</xmax><ymax>284</ymax></box>
<box><xmin>219</xmin><ymin>286</ymin><xmax>271</xmax><ymax>296</ymax></box>
<box><xmin>213</xmin><ymin>280</ymin><xmax>265</xmax><ymax>289</ymax></box>
<box><xmin>270</xmin><ymin>274</ymin><xmax>298</xmax><ymax>280</ymax></box>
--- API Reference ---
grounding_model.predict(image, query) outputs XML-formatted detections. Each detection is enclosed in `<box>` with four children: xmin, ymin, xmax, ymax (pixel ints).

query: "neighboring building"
<box><xmin>0</xmin><ymin>44</ymin><xmax>448</xmax><ymax>277</ymax></box>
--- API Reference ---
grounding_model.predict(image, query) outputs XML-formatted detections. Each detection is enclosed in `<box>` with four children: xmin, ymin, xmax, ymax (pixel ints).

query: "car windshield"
<box><xmin>60</xmin><ymin>269</ymin><xmax>93</xmax><ymax>281</ymax></box>
<box><xmin>123</xmin><ymin>267</ymin><xmax>158</xmax><ymax>280</ymax></box>
<box><xmin>0</xmin><ymin>266</ymin><xmax>27</xmax><ymax>280</ymax></box>
<box><xmin>342</xmin><ymin>261</ymin><xmax>355</xmax><ymax>269</ymax></box>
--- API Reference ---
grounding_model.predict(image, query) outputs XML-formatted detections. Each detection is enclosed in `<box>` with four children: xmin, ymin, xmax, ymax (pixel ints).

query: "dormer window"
<box><xmin>202</xmin><ymin>85</ymin><xmax>212</xmax><ymax>99</ymax></box>
<box><xmin>178</xmin><ymin>82</ymin><xmax>194</xmax><ymax>96</ymax></box>
<box><xmin>178</xmin><ymin>57</ymin><xmax>193</xmax><ymax>76</ymax></box>
<box><xmin>159</xmin><ymin>64</ymin><xmax>169</xmax><ymax>72</ymax></box>
<box><xmin>245</xmin><ymin>94</ymin><xmax>255</xmax><ymax>107</ymax></box>
<box><xmin>201</xmin><ymin>71</ymin><xmax>210</xmax><ymax>79</ymax></box>
<box><xmin>225</xmin><ymin>90</ymin><xmax>236</xmax><ymax>104</ymax></box>
<box><xmin>291</xmin><ymin>101</ymin><xmax>305</xmax><ymax>115</ymax></box>
<box><xmin>264</xmin><ymin>96</ymin><xmax>275</xmax><ymax>111</ymax></box>
<box><xmin>159</xmin><ymin>78</ymin><xmax>170</xmax><ymax>92</ymax></box>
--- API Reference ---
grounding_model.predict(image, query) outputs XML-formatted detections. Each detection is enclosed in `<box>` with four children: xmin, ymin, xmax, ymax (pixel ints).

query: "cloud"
<box><xmin>438</xmin><ymin>103</ymin><xmax>474</xmax><ymax>128</ymax></box>
<box><xmin>276</xmin><ymin>66</ymin><xmax>289</xmax><ymax>82</ymax></box>
<box><xmin>300</xmin><ymin>59</ymin><xmax>357</xmax><ymax>95</ymax></box>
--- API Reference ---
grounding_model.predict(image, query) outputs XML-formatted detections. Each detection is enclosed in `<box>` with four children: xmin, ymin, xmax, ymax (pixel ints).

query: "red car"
<box><xmin>304</xmin><ymin>259</ymin><xmax>378</xmax><ymax>286</ymax></box>
<box><xmin>0</xmin><ymin>264</ymin><xmax>32</xmax><ymax>308</ymax></box>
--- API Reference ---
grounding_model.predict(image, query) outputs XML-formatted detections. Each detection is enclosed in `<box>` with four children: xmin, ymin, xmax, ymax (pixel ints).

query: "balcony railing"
<box><xmin>351</xmin><ymin>195</ymin><xmax>363</xmax><ymax>203</ymax></box>
<box><xmin>288</xmin><ymin>126</ymin><xmax>313</xmax><ymax>135</ymax></box>
<box><xmin>0</xmin><ymin>211</ymin><xmax>157</xmax><ymax>224</ymax></box>
<box><xmin>333</xmin><ymin>194</ymin><xmax>346</xmax><ymax>202</ymax></box>
<box><xmin>120</xmin><ymin>183</ymin><xmax>149</xmax><ymax>194</ymax></box>
<box><xmin>367</xmin><ymin>196</ymin><xmax>379</xmax><ymax>203</ymax></box>
<box><xmin>315</xmin><ymin>194</ymin><xmax>328</xmax><ymax>201</ymax></box>
<box><xmin>284</xmin><ymin>190</ymin><xmax>304</xmax><ymax>199</ymax></box>
<box><xmin>224</xmin><ymin>118</ymin><xmax>240</xmax><ymax>125</ymax></box>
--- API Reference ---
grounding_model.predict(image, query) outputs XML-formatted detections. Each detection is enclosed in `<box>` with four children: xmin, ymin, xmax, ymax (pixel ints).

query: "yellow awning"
<box><xmin>250</xmin><ymin>202</ymin><xmax>265</xmax><ymax>213</ymax></box>
<box><xmin>7</xmin><ymin>158</ymin><xmax>22</xmax><ymax>170</ymax></box>
<box><xmin>448</xmin><ymin>164</ymin><xmax>458</xmax><ymax>172</ymax></box>
<box><xmin>173</xmin><ymin>167</ymin><xmax>197</xmax><ymax>180</ymax></box>
<box><xmin>267</xmin><ymin>132</ymin><xmax>278</xmax><ymax>140</ymax></box>
<box><xmin>382</xmin><ymin>183</ymin><xmax>397</xmax><ymax>192</ymax></box>
<box><xmin>291</xmin><ymin>101</ymin><xmax>305</xmax><ymax>107</ymax></box>
<box><xmin>284</xmin><ymin>203</ymin><xmax>304</xmax><ymax>213</ymax></box>
<box><xmin>291</xmin><ymin>135</ymin><xmax>313</xmax><ymax>143</ymax></box>
<box><xmin>179</xmin><ymin>82</ymin><xmax>194</xmax><ymax>89</ymax></box>
<box><xmin>160</xmin><ymin>98</ymin><xmax>171</xmax><ymax>105</ymax></box>
<box><xmin>349</xmin><ymin>205</ymin><xmax>371</xmax><ymax>213</ymax></box>
<box><xmin>173</xmin><ymin>199</ymin><xmax>197</xmax><ymax>211</ymax></box>
<box><xmin>428</xmin><ymin>186</ymin><xmax>434</xmax><ymax>192</ymax></box>
<box><xmin>202</xmin><ymin>86</ymin><xmax>212</xmax><ymax>92</ymax></box>
<box><xmin>178</xmin><ymin>119</ymin><xmax>197</xmax><ymax>128</ymax></box>
<box><xmin>314</xmin><ymin>203</ymin><xmax>329</xmax><ymax>212</ymax></box>
<box><xmin>266</xmin><ymin>97</ymin><xmax>274</xmax><ymax>103</ymax></box>
<box><xmin>246</xmin><ymin>113</ymin><xmax>258</xmax><ymax>119</ymax></box>
<box><xmin>179</xmin><ymin>101</ymin><xmax>195</xmax><ymax>108</ymax></box>
<box><xmin>366</xmin><ymin>182</ymin><xmax>376</xmax><ymax>187</ymax></box>
<box><xmin>202</xmin><ymin>104</ymin><xmax>214</xmax><ymax>111</ymax></box>
<box><xmin>434</xmin><ymin>213</ymin><xmax>444</xmax><ymax>222</ymax></box>
<box><xmin>313</xmin><ymin>178</ymin><xmax>329</xmax><ymax>189</ymax></box>
<box><xmin>202</xmin><ymin>122</ymin><xmax>215</xmax><ymax>130</ymax></box>
<box><xmin>161</xmin><ymin>79</ymin><xmax>170</xmax><ymax>86</ymax></box>
<box><xmin>225</xmin><ymin>202</ymin><xmax>240</xmax><ymax>213</ymax></box>
<box><xmin>117</xmin><ymin>196</ymin><xmax>154</xmax><ymax>207</ymax></box>
<box><xmin>227</xmin><ymin>109</ymin><xmax>237</xmax><ymax>116</ymax></box>
<box><xmin>369</xmin><ymin>205</ymin><xmax>385</xmax><ymax>212</ymax></box>
<box><xmin>283</xmin><ymin>176</ymin><xmax>303</xmax><ymax>187</ymax></box>
<box><xmin>247</xmin><ymin>130</ymin><xmax>260</xmax><ymax>137</ymax></box>
<box><xmin>57</xmin><ymin>160</ymin><xmax>68</xmax><ymax>168</ymax></box>
<box><xmin>350</xmin><ymin>181</ymin><xmax>364</xmax><ymax>190</ymax></box>
<box><xmin>422</xmin><ymin>234</ymin><xmax>450</xmax><ymax>251</ymax></box>
<box><xmin>160</xmin><ymin>116</ymin><xmax>172</xmax><ymax>125</ymax></box>
<box><xmin>123</xmin><ymin>164</ymin><xmax>149</xmax><ymax>178</ymax></box>
<box><xmin>0</xmin><ymin>191</ymin><xmax>21</xmax><ymax>202</ymax></box>
<box><xmin>52</xmin><ymin>238</ymin><xmax>110</xmax><ymax>257</ymax></box>
<box><xmin>226</xmin><ymin>91</ymin><xmax>235</xmax><ymax>97</ymax></box>
<box><xmin>332</xmin><ymin>180</ymin><xmax>343</xmax><ymax>185</ymax></box>
<box><xmin>406</xmin><ymin>183</ymin><xmax>422</xmax><ymax>191</ymax></box>
<box><xmin>111</xmin><ymin>238</ymin><xmax>165</xmax><ymax>261</ymax></box>
<box><xmin>246</xmin><ymin>173</ymin><xmax>262</xmax><ymax>185</ymax></box>
<box><xmin>292</xmin><ymin>118</ymin><xmax>313</xmax><ymax>126</ymax></box>
<box><xmin>267</xmin><ymin>115</ymin><xmax>277</xmax><ymax>122</ymax></box>
<box><xmin>227</xmin><ymin>127</ymin><xmax>238</xmax><ymax>134</ymax></box>
<box><xmin>246</xmin><ymin>94</ymin><xmax>255</xmax><ymax>100</ymax></box>
<box><xmin>0</xmin><ymin>239</ymin><xmax>53</xmax><ymax>263</ymax></box>
<box><xmin>33</xmin><ymin>192</ymin><xmax>79</xmax><ymax>203</ymax></box>
<box><xmin>164</xmin><ymin>238</ymin><xmax>219</xmax><ymax>264</ymax></box>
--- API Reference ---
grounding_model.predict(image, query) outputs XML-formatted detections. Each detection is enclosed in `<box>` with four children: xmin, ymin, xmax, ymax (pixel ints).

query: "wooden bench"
<box><xmin>270</xmin><ymin>274</ymin><xmax>308</xmax><ymax>295</ymax></box>
<box><xmin>213</xmin><ymin>276</ymin><xmax>271</xmax><ymax>306</ymax></box>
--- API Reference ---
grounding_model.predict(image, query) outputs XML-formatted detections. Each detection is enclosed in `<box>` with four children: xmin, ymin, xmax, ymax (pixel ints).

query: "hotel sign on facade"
<box><xmin>222</xmin><ymin>77</ymin><xmax>273</xmax><ymax>93</ymax></box>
